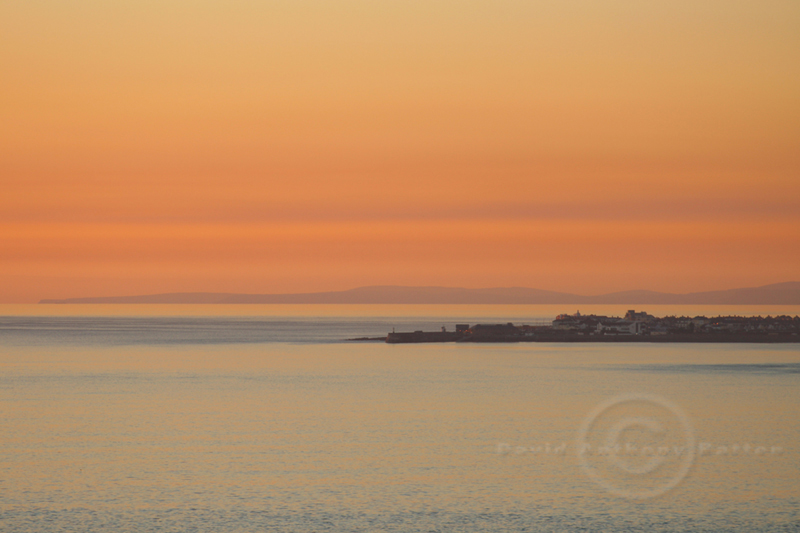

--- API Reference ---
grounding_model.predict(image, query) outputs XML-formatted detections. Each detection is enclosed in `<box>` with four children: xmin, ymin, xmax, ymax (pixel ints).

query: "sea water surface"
<box><xmin>1</xmin><ymin>305</ymin><xmax>799</xmax><ymax>532</ymax></box>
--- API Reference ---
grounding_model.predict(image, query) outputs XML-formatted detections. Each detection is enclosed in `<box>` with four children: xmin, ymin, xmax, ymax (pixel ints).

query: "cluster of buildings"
<box><xmin>549</xmin><ymin>310</ymin><xmax>800</xmax><ymax>336</ymax></box>
<box><xmin>383</xmin><ymin>311</ymin><xmax>800</xmax><ymax>343</ymax></box>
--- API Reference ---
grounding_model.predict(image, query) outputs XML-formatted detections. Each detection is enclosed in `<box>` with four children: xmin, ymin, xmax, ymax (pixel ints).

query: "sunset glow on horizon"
<box><xmin>2</xmin><ymin>0</ymin><xmax>799</xmax><ymax>302</ymax></box>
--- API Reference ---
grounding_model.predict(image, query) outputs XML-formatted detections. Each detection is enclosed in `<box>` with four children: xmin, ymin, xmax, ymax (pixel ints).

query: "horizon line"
<box><xmin>34</xmin><ymin>281</ymin><xmax>800</xmax><ymax>305</ymax></box>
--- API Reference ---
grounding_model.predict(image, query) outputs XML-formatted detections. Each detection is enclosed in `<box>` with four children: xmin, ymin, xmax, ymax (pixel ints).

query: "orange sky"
<box><xmin>1</xmin><ymin>1</ymin><xmax>799</xmax><ymax>302</ymax></box>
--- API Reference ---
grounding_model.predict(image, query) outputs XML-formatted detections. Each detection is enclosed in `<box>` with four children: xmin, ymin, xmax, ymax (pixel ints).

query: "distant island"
<box><xmin>38</xmin><ymin>282</ymin><xmax>800</xmax><ymax>305</ymax></box>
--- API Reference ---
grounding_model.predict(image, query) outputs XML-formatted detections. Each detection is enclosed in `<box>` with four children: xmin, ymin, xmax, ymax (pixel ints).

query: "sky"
<box><xmin>1</xmin><ymin>0</ymin><xmax>799</xmax><ymax>302</ymax></box>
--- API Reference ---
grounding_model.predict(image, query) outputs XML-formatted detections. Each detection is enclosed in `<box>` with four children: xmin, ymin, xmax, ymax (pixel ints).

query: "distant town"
<box><xmin>362</xmin><ymin>310</ymin><xmax>800</xmax><ymax>343</ymax></box>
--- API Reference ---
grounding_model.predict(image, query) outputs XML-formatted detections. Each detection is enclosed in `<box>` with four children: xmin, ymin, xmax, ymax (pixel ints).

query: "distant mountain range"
<box><xmin>39</xmin><ymin>282</ymin><xmax>800</xmax><ymax>305</ymax></box>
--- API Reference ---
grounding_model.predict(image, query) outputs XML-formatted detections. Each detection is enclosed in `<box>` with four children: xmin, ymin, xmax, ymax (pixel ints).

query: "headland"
<box><xmin>360</xmin><ymin>310</ymin><xmax>800</xmax><ymax>343</ymax></box>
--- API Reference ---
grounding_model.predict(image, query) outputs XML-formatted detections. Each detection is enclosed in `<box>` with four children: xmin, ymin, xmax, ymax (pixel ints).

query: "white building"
<box><xmin>597</xmin><ymin>321</ymin><xmax>644</xmax><ymax>335</ymax></box>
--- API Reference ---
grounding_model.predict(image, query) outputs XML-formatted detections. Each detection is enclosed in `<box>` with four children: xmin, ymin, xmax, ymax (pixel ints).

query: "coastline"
<box><xmin>378</xmin><ymin>332</ymin><xmax>800</xmax><ymax>344</ymax></box>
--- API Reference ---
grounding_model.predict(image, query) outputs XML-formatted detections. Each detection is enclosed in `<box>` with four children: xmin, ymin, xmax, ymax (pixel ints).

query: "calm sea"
<box><xmin>1</xmin><ymin>305</ymin><xmax>799</xmax><ymax>532</ymax></box>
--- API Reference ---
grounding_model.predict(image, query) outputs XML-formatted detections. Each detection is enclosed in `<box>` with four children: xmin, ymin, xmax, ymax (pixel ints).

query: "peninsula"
<box><xmin>375</xmin><ymin>310</ymin><xmax>800</xmax><ymax>343</ymax></box>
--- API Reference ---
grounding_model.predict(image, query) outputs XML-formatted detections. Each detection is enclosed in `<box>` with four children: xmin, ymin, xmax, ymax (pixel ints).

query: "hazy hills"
<box><xmin>39</xmin><ymin>282</ymin><xmax>800</xmax><ymax>305</ymax></box>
